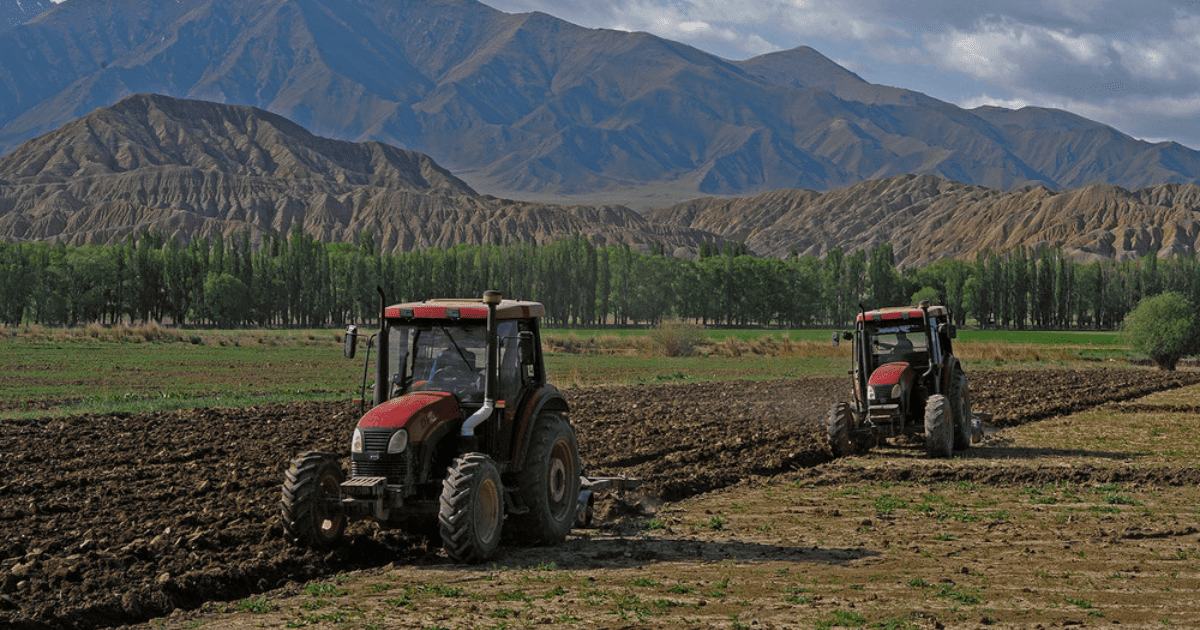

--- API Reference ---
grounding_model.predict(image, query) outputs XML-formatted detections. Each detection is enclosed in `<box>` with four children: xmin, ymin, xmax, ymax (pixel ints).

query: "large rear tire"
<box><xmin>950</xmin><ymin>370</ymin><xmax>972</xmax><ymax>451</ymax></box>
<box><xmin>281</xmin><ymin>452</ymin><xmax>346</xmax><ymax>548</ymax></box>
<box><xmin>510</xmin><ymin>412</ymin><xmax>581</xmax><ymax>544</ymax></box>
<box><xmin>439</xmin><ymin>453</ymin><xmax>504</xmax><ymax>563</ymax></box>
<box><xmin>827</xmin><ymin>402</ymin><xmax>854</xmax><ymax>457</ymax></box>
<box><xmin>924</xmin><ymin>394</ymin><xmax>953</xmax><ymax>458</ymax></box>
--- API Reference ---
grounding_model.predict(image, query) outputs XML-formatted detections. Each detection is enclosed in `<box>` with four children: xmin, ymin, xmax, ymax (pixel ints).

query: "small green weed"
<box><xmin>232</xmin><ymin>597</ymin><xmax>276</xmax><ymax>614</ymax></box>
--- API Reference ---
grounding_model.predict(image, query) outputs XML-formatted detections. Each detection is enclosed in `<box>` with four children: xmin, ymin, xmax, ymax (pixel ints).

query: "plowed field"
<box><xmin>2</xmin><ymin>368</ymin><xmax>1198</xmax><ymax>629</ymax></box>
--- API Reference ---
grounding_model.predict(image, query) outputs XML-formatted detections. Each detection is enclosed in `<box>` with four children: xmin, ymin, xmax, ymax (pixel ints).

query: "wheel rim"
<box><xmin>548</xmin><ymin>440</ymin><xmax>571</xmax><ymax>515</ymax></box>
<box><xmin>316</xmin><ymin>472</ymin><xmax>343</xmax><ymax>538</ymax></box>
<box><xmin>475</xmin><ymin>477</ymin><xmax>501</xmax><ymax>545</ymax></box>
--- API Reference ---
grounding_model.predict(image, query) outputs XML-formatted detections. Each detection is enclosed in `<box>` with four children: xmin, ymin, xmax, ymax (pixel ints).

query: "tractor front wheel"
<box><xmin>511</xmin><ymin>412</ymin><xmax>581</xmax><ymax>544</ymax></box>
<box><xmin>924</xmin><ymin>394</ymin><xmax>953</xmax><ymax>458</ymax></box>
<box><xmin>827</xmin><ymin>402</ymin><xmax>855</xmax><ymax>457</ymax></box>
<box><xmin>281</xmin><ymin>452</ymin><xmax>346</xmax><ymax>548</ymax></box>
<box><xmin>439</xmin><ymin>453</ymin><xmax>504</xmax><ymax>563</ymax></box>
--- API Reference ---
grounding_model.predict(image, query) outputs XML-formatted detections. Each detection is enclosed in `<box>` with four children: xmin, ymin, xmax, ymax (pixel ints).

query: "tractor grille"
<box><xmin>361</xmin><ymin>429</ymin><xmax>396</xmax><ymax>452</ymax></box>
<box><xmin>353</xmin><ymin>428</ymin><xmax>410</xmax><ymax>484</ymax></box>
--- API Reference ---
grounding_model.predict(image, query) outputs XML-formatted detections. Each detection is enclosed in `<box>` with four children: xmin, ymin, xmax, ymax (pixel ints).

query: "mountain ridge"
<box><xmin>646</xmin><ymin>175</ymin><xmax>1200</xmax><ymax>267</ymax></box>
<box><xmin>0</xmin><ymin>94</ymin><xmax>724</xmax><ymax>255</ymax></box>
<box><xmin>3</xmin><ymin>0</ymin><xmax>1200</xmax><ymax>208</ymax></box>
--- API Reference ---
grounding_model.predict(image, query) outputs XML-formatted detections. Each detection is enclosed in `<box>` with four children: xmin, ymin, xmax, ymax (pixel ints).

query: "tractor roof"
<box><xmin>857</xmin><ymin>305</ymin><xmax>949</xmax><ymax>323</ymax></box>
<box><xmin>386</xmin><ymin>298</ymin><xmax>545</xmax><ymax>321</ymax></box>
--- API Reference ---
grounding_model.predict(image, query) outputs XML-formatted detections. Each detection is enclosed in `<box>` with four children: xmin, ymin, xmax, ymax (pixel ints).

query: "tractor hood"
<box><xmin>868</xmin><ymin>362</ymin><xmax>914</xmax><ymax>387</ymax></box>
<box><xmin>358</xmin><ymin>391</ymin><xmax>461</xmax><ymax>442</ymax></box>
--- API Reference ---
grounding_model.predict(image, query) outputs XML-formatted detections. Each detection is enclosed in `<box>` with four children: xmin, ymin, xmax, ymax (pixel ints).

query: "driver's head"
<box><xmin>438</xmin><ymin>348</ymin><xmax>476</xmax><ymax>369</ymax></box>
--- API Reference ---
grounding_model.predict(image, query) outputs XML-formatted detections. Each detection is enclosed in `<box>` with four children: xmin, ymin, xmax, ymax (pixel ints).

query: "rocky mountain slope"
<box><xmin>0</xmin><ymin>94</ymin><xmax>722</xmax><ymax>254</ymax></box>
<box><xmin>2</xmin><ymin>0</ymin><xmax>1200</xmax><ymax>207</ymax></box>
<box><xmin>646</xmin><ymin>175</ymin><xmax>1200</xmax><ymax>267</ymax></box>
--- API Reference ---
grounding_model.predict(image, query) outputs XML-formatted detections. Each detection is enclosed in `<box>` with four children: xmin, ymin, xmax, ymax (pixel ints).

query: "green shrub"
<box><xmin>646</xmin><ymin>322</ymin><xmax>704</xmax><ymax>357</ymax></box>
<box><xmin>1120</xmin><ymin>292</ymin><xmax>1200</xmax><ymax>371</ymax></box>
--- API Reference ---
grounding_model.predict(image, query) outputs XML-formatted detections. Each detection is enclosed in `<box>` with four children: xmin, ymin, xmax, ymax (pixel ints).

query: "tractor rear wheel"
<box><xmin>439</xmin><ymin>453</ymin><xmax>504</xmax><ymax>563</ymax></box>
<box><xmin>827</xmin><ymin>402</ymin><xmax>854</xmax><ymax>457</ymax></box>
<box><xmin>924</xmin><ymin>394</ymin><xmax>953</xmax><ymax>458</ymax></box>
<box><xmin>281</xmin><ymin>452</ymin><xmax>346</xmax><ymax>548</ymax></box>
<box><xmin>511</xmin><ymin>412</ymin><xmax>581</xmax><ymax>544</ymax></box>
<box><xmin>950</xmin><ymin>370</ymin><xmax>972</xmax><ymax>451</ymax></box>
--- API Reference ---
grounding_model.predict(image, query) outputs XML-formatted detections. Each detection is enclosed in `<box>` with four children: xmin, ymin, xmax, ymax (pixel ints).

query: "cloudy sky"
<box><xmin>483</xmin><ymin>0</ymin><xmax>1200</xmax><ymax>150</ymax></box>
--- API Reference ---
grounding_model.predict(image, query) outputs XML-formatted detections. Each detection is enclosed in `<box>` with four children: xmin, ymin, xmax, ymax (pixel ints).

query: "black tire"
<box><xmin>510</xmin><ymin>412</ymin><xmax>582</xmax><ymax>544</ymax></box>
<box><xmin>281</xmin><ymin>452</ymin><xmax>346</xmax><ymax>548</ymax></box>
<box><xmin>924</xmin><ymin>394</ymin><xmax>953</xmax><ymax>458</ymax></box>
<box><xmin>827</xmin><ymin>402</ymin><xmax>854</xmax><ymax>457</ymax></box>
<box><xmin>439</xmin><ymin>453</ymin><xmax>504</xmax><ymax>563</ymax></box>
<box><xmin>950</xmin><ymin>370</ymin><xmax>972</xmax><ymax>451</ymax></box>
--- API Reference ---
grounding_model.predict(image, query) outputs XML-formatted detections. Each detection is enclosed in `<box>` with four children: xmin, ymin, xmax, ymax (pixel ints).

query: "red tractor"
<box><xmin>829</xmin><ymin>301</ymin><xmax>977</xmax><ymax>458</ymax></box>
<box><xmin>281</xmin><ymin>290</ymin><xmax>635</xmax><ymax>562</ymax></box>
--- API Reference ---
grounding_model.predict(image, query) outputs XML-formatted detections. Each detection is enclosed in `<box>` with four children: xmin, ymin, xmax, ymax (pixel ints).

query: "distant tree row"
<box><xmin>0</xmin><ymin>225</ymin><xmax>1196</xmax><ymax>330</ymax></box>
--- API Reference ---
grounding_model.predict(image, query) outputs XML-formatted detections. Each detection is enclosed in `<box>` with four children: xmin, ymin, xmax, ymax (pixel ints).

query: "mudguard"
<box><xmin>512</xmin><ymin>384</ymin><xmax>570</xmax><ymax>470</ymax></box>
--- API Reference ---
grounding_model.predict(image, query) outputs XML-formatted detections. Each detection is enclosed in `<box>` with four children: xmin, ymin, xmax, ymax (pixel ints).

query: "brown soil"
<box><xmin>1</xmin><ymin>368</ymin><xmax>1199</xmax><ymax>629</ymax></box>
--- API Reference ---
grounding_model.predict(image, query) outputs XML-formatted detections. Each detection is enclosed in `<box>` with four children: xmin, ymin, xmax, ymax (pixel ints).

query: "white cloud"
<box><xmin>959</xmin><ymin>94</ymin><xmax>1036</xmax><ymax>111</ymax></box>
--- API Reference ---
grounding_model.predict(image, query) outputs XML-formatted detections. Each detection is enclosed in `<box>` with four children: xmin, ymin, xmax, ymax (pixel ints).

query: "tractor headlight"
<box><xmin>867</xmin><ymin>386</ymin><xmax>876</xmax><ymax>401</ymax></box>
<box><xmin>387</xmin><ymin>429</ymin><xmax>409</xmax><ymax>454</ymax></box>
<box><xmin>351</xmin><ymin>427</ymin><xmax>364</xmax><ymax>453</ymax></box>
<box><xmin>890</xmin><ymin>384</ymin><xmax>901</xmax><ymax>399</ymax></box>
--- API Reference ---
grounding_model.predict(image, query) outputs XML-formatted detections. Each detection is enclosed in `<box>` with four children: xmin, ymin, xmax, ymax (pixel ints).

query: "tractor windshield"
<box><xmin>866</xmin><ymin>323</ymin><xmax>928</xmax><ymax>365</ymax></box>
<box><xmin>387</xmin><ymin>321</ymin><xmax>520</xmax><ymax>404</ymax></box>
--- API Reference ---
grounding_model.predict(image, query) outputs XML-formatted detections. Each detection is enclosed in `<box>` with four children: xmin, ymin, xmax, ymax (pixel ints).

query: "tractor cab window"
<box><xmin>403</xmin><ymin>323</ymin><xmax>488</xmax><ymax>402</ymax></box>
<box><xmin>496</xmin><ymin>321</ymin><xmax>520</xmax><ymax>404</ymax></box>
<box><xmin>867</xmin><ymin>324</ymin><xmax>928</xmax><ymax>365</ymax></box>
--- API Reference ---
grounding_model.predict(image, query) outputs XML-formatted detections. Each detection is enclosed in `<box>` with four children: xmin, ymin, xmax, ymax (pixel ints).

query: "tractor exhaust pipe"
<box><xmin>373</xmin><ymin>287</ymin><xmax>389</xmax><ymax>407</ymax></box>
<box><xmin>461</xmin><ymin>290</ymin><xmax>502</xmax><ymax>439</ymax></box>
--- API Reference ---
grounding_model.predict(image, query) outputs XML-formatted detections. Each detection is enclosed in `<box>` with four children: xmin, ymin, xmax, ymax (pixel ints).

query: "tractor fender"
<box><xmin>941</xmin><ymin>356</ymin><xmax>964</xmax><ymax>392</ymax></box>
<box><xmin>357</xmin><ymin>391</ymin><xmax>462</xmax><ymax>444</ymax></box>
<box><xmin>511</xmin><ymin>384</ymin><xmax>570</xmax><ymax>470</ymax></box>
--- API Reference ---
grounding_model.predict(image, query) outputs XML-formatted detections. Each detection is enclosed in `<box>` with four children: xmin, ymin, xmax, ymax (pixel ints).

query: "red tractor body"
<box><xmin>830</xmin><ymin>302</ymin><xmax>977</xmax><ymax>458</ymax></box>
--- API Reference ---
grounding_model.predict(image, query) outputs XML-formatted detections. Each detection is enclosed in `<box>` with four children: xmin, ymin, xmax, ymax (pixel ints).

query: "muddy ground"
<box><xmin>2</xmin><ymin>368</ymin><xmax>1200</xmax><ymax>629</ymax></box>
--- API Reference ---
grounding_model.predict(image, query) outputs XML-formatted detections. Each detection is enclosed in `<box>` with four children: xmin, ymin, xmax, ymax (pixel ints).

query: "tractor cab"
<box><xmin>379</xmin><ymin>299</ymin><xmax>543</xmax><ymax>412</ymax></box>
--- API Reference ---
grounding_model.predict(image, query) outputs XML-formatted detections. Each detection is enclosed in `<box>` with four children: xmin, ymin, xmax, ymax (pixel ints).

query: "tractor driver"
<box><xmin>877</xmin><ymin>330</ymin><xmax>914</xmax><ymax>363</ymax></box>
<box><xmin>429</xmin><ymin>347</ymin><xmax>482</xmax><ymax>394</ymax></box>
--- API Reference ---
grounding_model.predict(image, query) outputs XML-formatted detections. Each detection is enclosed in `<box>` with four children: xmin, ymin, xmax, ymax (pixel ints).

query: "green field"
<box><xmin>0</xmin><ymin>325</ymin><xmax>1135</xmax><ymax>421</ymax></box>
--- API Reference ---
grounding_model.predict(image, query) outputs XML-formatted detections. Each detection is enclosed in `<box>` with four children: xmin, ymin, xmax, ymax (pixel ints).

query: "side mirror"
<box><xmin>518</xmin><ymin>330</ymin><xmax>536</xmax><ymax>362</ymax></box>
<box><xmin>937</xmin><ymin>323</ymin><xmax>957</xmax><ymax>339</ymax></box>
<box><xmin>343</xmin><ymin>325</ymin><xmax>358</xmax><ymax>359</ymax></box>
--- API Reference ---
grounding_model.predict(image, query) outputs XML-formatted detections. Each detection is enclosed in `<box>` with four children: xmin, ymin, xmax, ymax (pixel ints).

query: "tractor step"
<box><xmin>341</xmin><ymin>476</ymin><xmax>386</xmax><ymax>496</ymax></box>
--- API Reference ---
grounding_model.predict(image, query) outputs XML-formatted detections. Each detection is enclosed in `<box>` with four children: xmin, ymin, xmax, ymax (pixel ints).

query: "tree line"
<box><xmin>1</xmin><ymin>224</ymin><xmax>1196</xmax><ymax>330</ymax></box>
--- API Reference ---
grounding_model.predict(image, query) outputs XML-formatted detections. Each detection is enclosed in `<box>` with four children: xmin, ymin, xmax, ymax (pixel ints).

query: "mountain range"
<box><xmin>0</xmin><ymin>94</ymin><xmax>724</xmax><ymax>255</ymax></box>
<box><xmin>4</xmin><ymin>94</ymin><xmax>1200</xmax><ymax>268</ymax></box>
<box><xmin>4</xmin><ymin>0</ymin><xmax>1200</xmax><ymax>208</ymax></box>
